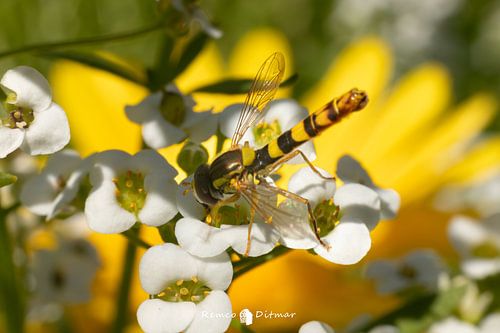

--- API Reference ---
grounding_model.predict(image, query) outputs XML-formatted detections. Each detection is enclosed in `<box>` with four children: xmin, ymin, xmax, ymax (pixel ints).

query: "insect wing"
<box><xmin>231</xmin><ymin>52</ymin><xmax>285</xmax><ymax>147</ymax></box>
<box><xmin>239</xmin><ymin>180</ymin><xmax>317</xmax><ymax>244</ymax></box>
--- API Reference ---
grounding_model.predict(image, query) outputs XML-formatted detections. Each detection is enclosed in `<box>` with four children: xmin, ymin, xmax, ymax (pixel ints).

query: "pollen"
<box><xmin>179</xmin><ymin>287</ymin><xmax>189</xmax><ymax>296</ymax></box>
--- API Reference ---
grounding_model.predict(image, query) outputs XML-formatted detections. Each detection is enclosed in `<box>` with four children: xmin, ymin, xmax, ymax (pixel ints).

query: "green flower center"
<box><xmin>0</xmin><ymin>102</ymin><xmax>34</xmax><ymax>129</ymax></box>
<box><xmin>313</xmin><ymin>198</ymin><xmax>339</xmax><ymax>237</ymax></box>
<box><xmin>158</xmin><ymin>277</ymin><xmax>211</xmax><ymax>304</ymax></box>
<box><xmin>210</xmin><ymin>204</ymin><xmax>249</xmax><ymax>228</ymax></box>
<box><xmin>113</xmin><ymin>170</ymin><xmax>147</xmax><ymax>215</ymax></box>
<box><xmin>252</xmin><ymin>120</ymin><xmax>281</xmax><ymax>146</ymax></box>
<box><xmin>471</xmin><ymin>241</ymin><xmax>500</xmax><ymax>258</ymax></box>
<box><xmin>160</xmin><ymin>91</ymin><xmax>186</xmax><ymax>126</ymax></box>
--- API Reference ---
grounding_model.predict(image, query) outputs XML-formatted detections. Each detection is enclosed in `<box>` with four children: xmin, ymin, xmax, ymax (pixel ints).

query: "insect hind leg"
<box><xmin>262</xmin><ymin>149</ymin><xmax>335</xmax><ymax>182</ymax></box>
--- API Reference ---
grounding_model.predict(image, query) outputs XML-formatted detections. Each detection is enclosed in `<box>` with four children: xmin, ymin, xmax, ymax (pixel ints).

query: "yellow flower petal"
<box><xmin>300</xmin><ymin>37</ymin><xmax>393</xmax><ymax>174</ymax></box>
<box><xmin>50</xmin><ymin>61</ymin><xmax>145</xmax><ymax>156</ymax></box>
<box><xmin>389</xmin><ymin>93</ymin><xmax>497</xmax><ymax>202</ymax></box>
<box><xmin>442</xmin><ymin>136</ymin><xmax>500</xmax><ymax>185</ymax></box>
<box><xmin>360</xmin><ymin>63</ymin><xmax>451</xmax><ymax>165</ymax></box>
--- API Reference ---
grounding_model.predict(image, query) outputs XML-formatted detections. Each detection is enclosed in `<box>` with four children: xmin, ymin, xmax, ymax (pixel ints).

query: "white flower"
<box><xmin>30</xmin><ymin>238</ymin><xmax>100</xmax><ymax>304</ymax></box>
<box><xmin>21</xmin><ymin>149</ymin><xmax>91</xmax><ymax>219</ymax></box>
<box><xmin>84</xmin><ymin>149</ymin><xmax>178</xmax><ymax>234</ymax></box>
<box><xmin>219</xmin><ymin>99</ymin><xmax>316</xmax><ymax>164</ymax></box>
<box><xmin>137</xmin><ymin>243</ymin><xmax>232</xmax><ymax>333</ymax></box>
<box><xmin>337</xmin><ymin>155</ymin><xmax>400</xmax><ymax>220</ymax></box>
<box><xmin>429</xmin><ymin>317</ymin><xmax>478</xmax><ymax>333</ymax></box>
<box><xmin>125</xmin><ymin>84</ymin><xmax>217</xmax><ymax>149</ymax></box>
<box><xmin>428</xmin><ymin>314</ymin><xmax>500</xmax><ymax>333</ymax></box>
<box><xmin>448</xmin><ymin>214</ymin><xmax>500</xmax><ymax>279</ymax></box>
<box><xmin>368</xmin><ymin>325</ymin><xmax>400</xmax><ymax>333</ymax></box>
<box><xmin>299</xmin><ymin>321</ymin><xmax>335</xmax><ymax>333</ymax></box>
<box><xmin>0</xmin><ymin>66</ymin><xmax>69</xmax><ymax>158</ymax></box>
<box><xmin>275</xmin><ymin>166</ymin><xmax>381</xmax><ymax>265</ymax></box>
<box><xmin>365</xmin><ymin>249</ymin><xmax>446</xmax><ymax>294</ymax></box>
<box><xmin>435</xmin><ymin>174</ymin><xmax>500</xmax><ymax>217</ymax></box>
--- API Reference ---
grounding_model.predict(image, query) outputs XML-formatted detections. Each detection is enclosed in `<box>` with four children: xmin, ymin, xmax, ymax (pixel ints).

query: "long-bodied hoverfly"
<box><xmin>191</xmin><ymin>52</ymin><xmax>368</xmax><ymax>255</ymax></box>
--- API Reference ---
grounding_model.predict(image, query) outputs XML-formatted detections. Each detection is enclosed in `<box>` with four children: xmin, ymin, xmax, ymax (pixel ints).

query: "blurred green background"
<box><xmin>1</xmin><ymin>0</ymin><xmax>499</xmax><ymax>128</ymax></box>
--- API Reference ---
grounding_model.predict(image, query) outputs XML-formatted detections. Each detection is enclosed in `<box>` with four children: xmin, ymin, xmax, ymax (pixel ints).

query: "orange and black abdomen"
<box><xmin>248</xmin><ymin>88</ymin><xmax>368</xmax><ymax>173</ymax></box>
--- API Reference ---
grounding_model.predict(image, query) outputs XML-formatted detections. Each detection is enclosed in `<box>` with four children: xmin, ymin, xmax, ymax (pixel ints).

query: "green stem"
<box><xmin>0</xmin><ymin>22</ymin><xmax>163</xmax><ymax>59</ymax></box>
<box><xmin>111</xmin><ymin>230</ymin><xmax>139</xmax><ymax>333</ymax></box>
<box><xmin>233</xmin><ymin>246</ymin><xmax>290</xmax><ymax>279</ymax></box>
<box><xmin>121</xmin><ymin>229</ymin><xmax>152</xmax><ymax>249</ymax></box>
<box><xmin>0</xmin><ymin>206</ymin><xmax>24</xmax><ymax>333</ymax></box>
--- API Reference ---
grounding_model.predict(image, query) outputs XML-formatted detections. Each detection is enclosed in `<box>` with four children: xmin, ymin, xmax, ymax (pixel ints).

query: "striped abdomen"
<box><xmin>247</xmin><ymin>88</ymin><xmax>368</xmax><ymax>172</ymax></box>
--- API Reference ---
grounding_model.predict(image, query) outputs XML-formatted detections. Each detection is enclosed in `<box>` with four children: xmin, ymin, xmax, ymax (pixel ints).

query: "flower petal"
<box><xmin>142</xmin><ymin>113</ymin><xmax>187</xmax><ymax>149</ymax></box>
<box><xmin>265</xmin><ymin>99</ymin><xmax>308</xmax><ymax>131</ymax></box>
<box><xmin>1</xmin><ymin>66</ymin><xmax>52</xmax><ymax>110</ymax></box>
<box><xmin>183</xmin><ymin>110</ymin><xmax>218</xmax><ymax>144</ymax></box>
<box><xmin>220</xmin><ymin>223</ymin><xmax>280</xmax><ymax>257</ymax></box>
<box><xmin>337</xmin><ymin>155</ymin><xmax>374</xmax><ymax>186</ymax></box>
<box><xmin>480</xmin><ymin>313</ymin><xmax>500</xmax><ymax>333</ymax></box>
<box><xmin>185</xmin><ymin>291</ymin><xmax>232</xmax><ymax>333</ymax></box>
<box><xmin>315</xmin><ymin>220</ymin><xmax>371</xmax><ymax>265</ymax></box>
<box><xmin>175</xmin><ymin>218</ymin><xmax>230</xmax><ymax>257</ymax></box>
<box><xmin>84</xmin><ymin>181</ymin><xmax>136</xmax><ymax>234</ymax></box>
<box><xmin>137</xmin><ymin>299</ymin><xmax>196</xmax><ymax>333</ymax></box>
<box><xmin>0</xmin><ymin>127</ymin><xmax>24</xmax><ymax>158</ymax></box>
<box><xmin>365</xmin><ymin>260</ymin><xmax>408</xmax><ymax>294</ymax></box>
<box><xmin>139</xmin><ymin>243</ymin><xmax>197</xmax><ymax>295</ymax></box>
<box><xmin>275</xmin><ymin>199</ymin><xmax>318</xmax><ymax>249</ymax></box>
<box><xmin>125</xmin><ymin>92</ymin><xmax>162</xmax><ymax>123</ymax></box>
<box><xmin>176</xmin><ymin>178</ymin><xmax>206</xmax><ymax>220</ymax></box>
<box><xmin>192</xmin><ymin>252</ymin><xmax>233</xmax><ymax>291</ymax></box>
<box><xmin>218</xmin><ymin>104</ymin><xmax>244</xmax><ymax>140</ymax></box>
<box><xmin>139</xmin><ymin>177</ymin><xmax>178</xmax><ymax>227</ymax></box>
<box><xmin>20</xmin><ymin>172</ymin><xmax>59</xmax><ymax>216</ymax></box>
<box><xmin>133</xmin><ymin>149</ymin><xmax>177</xmax><ymax>178</ymax></box>
<box><xmin>334</xmin><ymin>183</ymin><xmax>380</xmax><ymax>230</ymax></box>
<box><xmin>462</xmin><ymin>259</ymin><xmax>500</xmax><ymax>280</ymax></box>
<box><xmin>287</xmin><ymin>167</ymin><xmax>336</xmax><ymax>206</ymax></box>
<box><xmin>298</xmin><ymin>321</ymin><xmax>335</xmax><ymax>333</ymax></box>
<box><xmin>377</xmin><ymin>188</ymin><xmax>400</xmax><ymax>220</ymax></box>
<box><xmin>448</xmin><ymin>216</ymin><xmax>487</xmax><ymax>257</ymax></box>
<box><xmin>428</xmin><ymin>317</ymin><xmax>478</xmax><ymax>333</ymax></box>
<box><xmin>22</xmin><ymin>103</ymin><xmax>70</xmax><ymax>155</ymax></box>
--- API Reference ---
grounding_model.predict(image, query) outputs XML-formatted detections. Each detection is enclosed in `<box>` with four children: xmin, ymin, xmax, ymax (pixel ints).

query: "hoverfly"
<box><xmin>192</xmin><ymin>52</ymin><xmax>368</xmax><ymax>255</ymax></box>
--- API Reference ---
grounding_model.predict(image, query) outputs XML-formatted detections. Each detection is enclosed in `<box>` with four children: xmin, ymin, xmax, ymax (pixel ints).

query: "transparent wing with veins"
<box><xmin>231</xmin><ymin>52</ymin><xmax>285</xmax><ymax>147</ymax></box>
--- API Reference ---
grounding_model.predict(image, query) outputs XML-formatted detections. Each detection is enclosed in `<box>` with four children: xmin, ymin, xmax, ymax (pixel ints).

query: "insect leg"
<box><xmin>244</xmin><ymin>205</ymin><xmax>256</xmax><ymax>256</ymax></box>
<box><xmin>262</xmin><ymin>149</ymin><xmax>335</xmax><ymax>181</ymax></box>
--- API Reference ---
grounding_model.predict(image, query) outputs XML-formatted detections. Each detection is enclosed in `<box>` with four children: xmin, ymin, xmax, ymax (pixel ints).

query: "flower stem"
<box><xmin>233</xmin><ymin>246</ymin><xmax>290</xmax><ymax>279</ymax></box>
<box><xmin>121</xmin><ymin>229</ymin><xmax>152</xmax><ymax>249</ymax></box>
<box><xmin>111</xmin><ymin>229</ymin><xmax>139</xmax><ymax>333</ymax></box>
<box><xmin>0</xmin><ymin>203</ymin><xmax>25</xmax><ymax>333</ymax></box>
<box><xmin>0</xmin><ymin>22</ymin><xmax>163</xmax><ymax>59</ymax></box>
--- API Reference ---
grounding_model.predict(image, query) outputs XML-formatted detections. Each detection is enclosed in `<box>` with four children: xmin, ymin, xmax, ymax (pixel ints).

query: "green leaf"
<box><xmin>0</xmin><ymin>172</ymin><xmax>17</xmax><ymax>188</ymax></box>
<box><xmin>191</xmin><ymin>73</ymin><xmax>299</xmax><ymax>95</ymax></box>
<box><xmin>40</xmin><ymin>50</ymin><xmax>146</xmax><ymax>85</ymax></box>
<box><xmin>172</xmin><ymin>33</ymin><xmax>208</xmax><ymax>79</ymax></box>
<box><xmin>148</xmin><ymin>35</ymin><xmax>176</xmax><ymax>90</ymax></box>
<box><xmin>398</xmin><ymin>316</ymin><xmax>434</xmax><ymax>333</ymax></box>
<box><xmin>431</xmin><ymin>285</ymin><xmax>467</xmax><ymax>318</ymax></box>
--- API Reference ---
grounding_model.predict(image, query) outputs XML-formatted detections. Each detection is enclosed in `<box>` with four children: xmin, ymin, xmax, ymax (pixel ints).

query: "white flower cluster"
<box><xmin>5</xmin><ymin>68</ymin><xmax>402</xmax><ymax>333</ymax></box>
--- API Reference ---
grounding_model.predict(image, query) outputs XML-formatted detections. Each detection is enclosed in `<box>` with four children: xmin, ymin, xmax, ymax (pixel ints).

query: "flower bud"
<box><xmin>177</xmin><ymin>141</ymin><xmax>208</xmax><ymax>175</ymax></box>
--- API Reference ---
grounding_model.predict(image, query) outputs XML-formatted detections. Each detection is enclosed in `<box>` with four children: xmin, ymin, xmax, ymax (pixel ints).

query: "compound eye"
<box><xmin>193</xmin><ymin>164</ymin><xmax>219</xmax><ymax>206</ymax></box>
